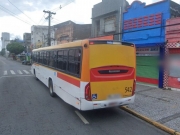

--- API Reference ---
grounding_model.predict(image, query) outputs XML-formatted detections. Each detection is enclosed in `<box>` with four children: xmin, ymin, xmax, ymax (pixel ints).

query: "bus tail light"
<box><xmin>132</xmin><ymin>80</ymin><xmax>136</xmax><ymax>96</ymax></box>
<box><xmin>85</xmin><ymin>83</ymin><xmax>92</xmax><ymax>101</ymax></box>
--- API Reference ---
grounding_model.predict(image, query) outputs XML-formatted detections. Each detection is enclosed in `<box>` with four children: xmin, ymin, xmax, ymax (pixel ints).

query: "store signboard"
<box><xmin>136</xmin><ymin>47</ymin><xmax>159</xmax><ymax>56</ymax></box>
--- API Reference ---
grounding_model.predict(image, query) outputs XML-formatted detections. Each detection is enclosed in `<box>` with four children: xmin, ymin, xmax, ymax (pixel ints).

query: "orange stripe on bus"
<box><xmin>57</xmin><ymin>72</ymin><xmax>80</xmax><ymax>87</ymax></box>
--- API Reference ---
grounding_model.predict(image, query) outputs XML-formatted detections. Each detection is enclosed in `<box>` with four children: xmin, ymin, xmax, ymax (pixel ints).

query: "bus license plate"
<box><xmin>108</xmin><ymin>94</ymin><xmax>120</xmax><ymax>100</ymax></box>
<box><xmin>109</xmin><ymin>102</ymin><xmax>117</xmax><ymax>106</ymax></box>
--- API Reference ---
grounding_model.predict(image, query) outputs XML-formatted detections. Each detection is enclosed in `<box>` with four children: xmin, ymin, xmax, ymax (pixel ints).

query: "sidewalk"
<box><xmin>128</xmin><ymin>84</ymin><xmax>180</xmax><ymax>131</ymax></box>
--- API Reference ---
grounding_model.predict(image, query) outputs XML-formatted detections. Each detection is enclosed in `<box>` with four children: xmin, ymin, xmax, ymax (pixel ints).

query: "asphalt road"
<box><xmin>0</xmin><ymin>56</ymin><xmax>169</xmax><ymax>135</ymax></box>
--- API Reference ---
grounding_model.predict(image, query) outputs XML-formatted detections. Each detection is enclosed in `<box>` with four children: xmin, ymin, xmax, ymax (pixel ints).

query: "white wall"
<box><xmin>1</xmin><ymin>33</ymin><xmax>10</xmax><ymax>49</ymax></box>
<box><xmin>31</xmin><ymin>26</ymin><xmax>48</xmax><ymax>49</ymax></box>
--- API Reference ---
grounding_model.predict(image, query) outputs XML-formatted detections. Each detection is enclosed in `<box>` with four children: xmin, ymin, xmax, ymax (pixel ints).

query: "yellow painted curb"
<box><xmin>120</xmin><ymin>106</ymin><xmax>180</xmax><ymax>135</ymax></box>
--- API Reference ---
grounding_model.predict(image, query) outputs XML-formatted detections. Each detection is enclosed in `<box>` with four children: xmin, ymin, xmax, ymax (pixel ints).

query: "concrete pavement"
<box><xmin>128</xmin><ymin>84</ymin><xmax>180</xmax><ymax>132</ymax></box>
<box><xmin>0</xmin><ymin>56</ymin><xmax>169</xmax><ymax>135</ymax></box>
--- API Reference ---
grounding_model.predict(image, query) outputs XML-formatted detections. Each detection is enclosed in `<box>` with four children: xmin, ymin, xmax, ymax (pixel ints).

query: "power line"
<box><xmin>62</xmin><ymin>0</ymin><xmax>74</xmax><ymax>8</ymax></box>
<box><xmin>51</xmin><ymin>5</ymin><xmax>61</xmax><ymax>12</ymax></box>
<box><xmin>38</xmin><ymin>13</ymin><xmax>45</xmax><ymax>24</ymax></box>
<box><xmin>52</xmin><ymin>17</ymin><xmax>61</xmax><ymax>22</ymax></box>
<box><xmin>7</xmin><ymin>0</ymin><xmax>37</xmax><ymax>24</ymax></box>
<box><xmin>0</xmin><ymin>5</ymin><xmax>31</xmax><ymax>25</ymax></box>
<box><xmin>41</xmin><ymin>19</ymin><xmax>47</xmax><ymax>25</ymax></box>
<box><xmin>53</xmin><ymin>0</ymin><xmax>74</xmax><ymax>12</ymax></box>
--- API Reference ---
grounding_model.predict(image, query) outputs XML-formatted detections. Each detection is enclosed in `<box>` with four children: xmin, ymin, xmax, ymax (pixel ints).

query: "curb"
<box><xmin>120</xmin><ymin>106</ymin><xmax>180</xmax><ymax>135</ymax></box>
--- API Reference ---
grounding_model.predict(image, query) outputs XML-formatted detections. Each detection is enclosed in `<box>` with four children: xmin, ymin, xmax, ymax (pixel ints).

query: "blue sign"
<box><xmin>92</xmin><ymin>94</ymin><xmax>97</xmax><ymax>99</ymax></box>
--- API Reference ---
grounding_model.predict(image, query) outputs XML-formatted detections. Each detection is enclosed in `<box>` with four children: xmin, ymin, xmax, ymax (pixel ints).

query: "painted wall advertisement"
<box><xmin>168</xmin><ymin>54</ymin><xmax>180</xmax><ymax>89</ymax></box>
<box><xmin>136</xmin><ymin>47</ymin><xmax>159</xmax><ymax>56</ymax></box>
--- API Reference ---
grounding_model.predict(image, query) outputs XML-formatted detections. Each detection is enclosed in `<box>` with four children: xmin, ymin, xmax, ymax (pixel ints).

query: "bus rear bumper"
<box><xmin>80</xmin><ymin>95</ymin><xmax>135</xmax><ymax>111</ymax></box>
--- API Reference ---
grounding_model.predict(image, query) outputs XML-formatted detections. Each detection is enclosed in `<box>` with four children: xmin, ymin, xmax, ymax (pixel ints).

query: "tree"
<box><xmin>7</xmin><ymin>42</ymin><xmax>24</xmax><ymax>55</ymax></box>
<box><xmin>0</xmin><ymin>48</ymin><xmax>5</xmax><ymax>56</ymax></box>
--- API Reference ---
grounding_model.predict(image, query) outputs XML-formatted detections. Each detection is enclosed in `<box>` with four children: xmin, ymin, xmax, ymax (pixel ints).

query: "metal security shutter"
<box><xmin>104</xmin><ymin>16</ymin><xmax>116</xmax><ymax>33</ymax></box>
<box><xmin>168</xmin><ymin>48</ymin><xmax>180</xmax><ymax>89</ymax></box>
<box><xmin>136</xmin><ymin>56</ymin><xmax>159</xmax><ymax>85</ymax></box>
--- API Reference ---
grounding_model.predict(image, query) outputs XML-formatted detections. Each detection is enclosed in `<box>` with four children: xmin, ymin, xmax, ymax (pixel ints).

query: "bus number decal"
<box><xmin>125</xmin><ymin>87</ymin><xmax>132</xmax><ymax>93</ymax></box>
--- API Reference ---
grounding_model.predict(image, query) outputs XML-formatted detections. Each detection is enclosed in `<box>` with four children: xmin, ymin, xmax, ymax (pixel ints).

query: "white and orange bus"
<box><xmin>31</xmin><ymin>40</ymin><xmax>136</xmax><ymax>111</ymax></box>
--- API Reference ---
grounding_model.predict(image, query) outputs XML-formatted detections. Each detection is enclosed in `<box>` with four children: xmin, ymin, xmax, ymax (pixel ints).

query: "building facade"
<box><xmin>122</xmin><ymin>0</ymin><xmax>180</xmax><ymax>88</ymax></box>
<box><xmin>91</xmin><ymin>0</ymin><xmax>129</xmax><ymax>40</ymax></box>
<box><xmin>1</xmin><ymin>32</ymin><xmax>10</xmax><ymax>57</ymax></box>
<box><xmin>54</xmin><ymin>21</ymin><xmax>91</xmax><ymax>44</ymax></box>
<box><xmin>164</xmin><ymin>17</ymin><xmax>180</xmax><ymax>90</ymax></box>
<box><xmin>23</xmin><ymin>33</ymin><xmax>31</xmax><ymax>53</ymax></box>
<box><xmin>31</xmin><ymin>25</ymin><xmax>48</xmax><ymax>49</ymax></box>
<box><xmin>1</xmin><ymin>32</ymin><xmax>10</xmax><ymax>49</ymax></box>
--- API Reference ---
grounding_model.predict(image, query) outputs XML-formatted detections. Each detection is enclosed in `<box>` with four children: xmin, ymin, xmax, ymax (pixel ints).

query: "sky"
<box><xmin>0</xmin><ymin>0</ymin><xmax>180</xmax><ymax>49</ymax></box>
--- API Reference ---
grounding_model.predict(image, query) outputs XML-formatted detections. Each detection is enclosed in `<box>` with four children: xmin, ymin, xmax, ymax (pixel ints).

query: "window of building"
<box><xmin>60</xmin><ymin>36</ymin><xmax>69</xmax><ymax>41</ymax></box>
<box><xmin>104</xmin><ymin>16</ymin><xmax>116</xmax><ymax>33</ymax></box>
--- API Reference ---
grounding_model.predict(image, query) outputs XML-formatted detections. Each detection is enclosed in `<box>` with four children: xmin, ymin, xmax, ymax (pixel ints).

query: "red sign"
<box><xmin>90</xmin><ymin>35</ymin><xmax>113</xmax><ymax>40</ymax></box>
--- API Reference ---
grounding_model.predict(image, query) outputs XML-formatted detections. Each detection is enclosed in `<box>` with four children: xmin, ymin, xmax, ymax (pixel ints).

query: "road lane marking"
<box><xmin>23</xmin><ymin>70</ymin><xmax>29</xmax><ymax>74</ymax></box>
<box><xmin>0</xmin><ymin>59</ymin><xmax>7</xmax><ymax>65</ymax></box>
<box><xmin>4</xmin><ymin>71</ymin><xmax>7</xmax><ymax>75</ymax></box>
<box><xmin>30</xmin><ymin>70</ymin><xmax>33</xmax><ymax>74</ymax></box>
<box><xmin>75</xmin><ymin>110</ymin><xmax>89</xmax><ymax>124</ymax></box>
<box><xmin>17</xmin><ymin>70</ymin><xmax>23</xmax><ymax>74</ymax></box>
<box><xmin>0</xmin><ymin>75</ymin><xmax>33</xmax><ymax>79</ymax></box>
<box><xmin>10</xmin><ymin>70</ymin><xmax>15</xmax><ymax>74</ymax></box>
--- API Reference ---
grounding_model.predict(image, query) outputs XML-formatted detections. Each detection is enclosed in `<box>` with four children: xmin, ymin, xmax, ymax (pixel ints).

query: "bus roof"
<box><xmin>32</xmin><ymin>39</ymin><xmax>134</xmax><ymax>52</ymax></box>
<box><xmin>32</xmin><ymin>40</ymin><xmax>85</xmax><ymax>52</ymax></box>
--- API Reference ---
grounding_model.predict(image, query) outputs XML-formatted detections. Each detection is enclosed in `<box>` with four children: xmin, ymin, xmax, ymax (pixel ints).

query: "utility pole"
<box><xmin>43</xmin><ymin>10</ymin><xmax>56</xmax><ymax>46</ymax></box>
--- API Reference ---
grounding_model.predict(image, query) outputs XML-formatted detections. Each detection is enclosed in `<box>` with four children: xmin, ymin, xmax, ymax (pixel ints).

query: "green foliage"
<box><xmin>7</xmin><ymin>42</ymin><xmax>24</xmax><ymax>55</ymax></box>
<box><xmin>0</xmin><ymin>48</ymin><xmax>5</xmax><ymax>56</ymax></box>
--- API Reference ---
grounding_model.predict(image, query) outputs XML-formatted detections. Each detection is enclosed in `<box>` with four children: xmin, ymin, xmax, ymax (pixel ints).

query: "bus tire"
<box><xmin>49</xmin><ymin>80</ymin><xmax>55</xmax><ymax>97</ymax></box>
<box><xmin>34</xmin><ymin>69</ymin><xmax>38</xmax><ymax>80</ymax></box>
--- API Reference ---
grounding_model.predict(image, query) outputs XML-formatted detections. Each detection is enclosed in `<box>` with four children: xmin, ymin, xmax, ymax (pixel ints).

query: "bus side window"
<box><xmin>34</xmin><ymin>52</ymin><xmax>36</xmax><ymax>62</ymax></box>
<box><xmin>43</xmin><ymin>51</ymin><xmax>47</xmax><ymax>65</ymax></box>
<box><xmin>57</xmin><ymin>51</ymin><xmax>63</xmax><ymax>70</ymax></box>
<box><xmin>41</xmin><ymin>52</ymin><xmax>43</xmax><ymax>64</ymax></box>
<box><xmin>63</xmin><ymin>50</ymin><xmax>68</xmax><ymax>71</ymax></box>
<box><xmin>68</xmin><ymin>49</ymin><xmax>75</xmax><ymax>73</ymax></box>
<box><xmin>49</xmin><ymin>51</ymin><xmax>54</xmax><ymax>67</ymax></box>
<box><xmin>37</xmin><ymin>52</ymin><xmax>40</xmax><ymax>63</ymax></box>
<box><xmin>47</xmin><ymin>52</ymin><xmax>50</xmax><ymax>65</ymax></box>
<box><xmin>75</xmin><ymin>49</ymin><xmax>81</xmax><ymax>75</ymax></box>
<box><xmin>53</xmin><ymin>51</ymin><xmax>57</xmax><ymax>68</ymax></box>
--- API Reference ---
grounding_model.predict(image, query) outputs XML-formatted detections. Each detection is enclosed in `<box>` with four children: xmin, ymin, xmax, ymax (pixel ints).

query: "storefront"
<box><xmin>136</xmin><ymin>46</ymin><xmax>160</xmax><ymax>86</ymax></box>
<box><xmin>164</xmin><ymin>43</ymin><xmax>180</xmax><ymax>90</ymax></box>
<box><xmin>164</xmin><ymin>18</ymin><xmax>180</xmax><ymax>90</ymax></box>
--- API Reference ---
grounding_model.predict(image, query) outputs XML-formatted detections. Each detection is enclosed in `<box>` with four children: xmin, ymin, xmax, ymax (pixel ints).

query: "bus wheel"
<box><xmin>49</xmin><ymin>80</ymin><xmax>55</xmax><ymax>97</ymax></box>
